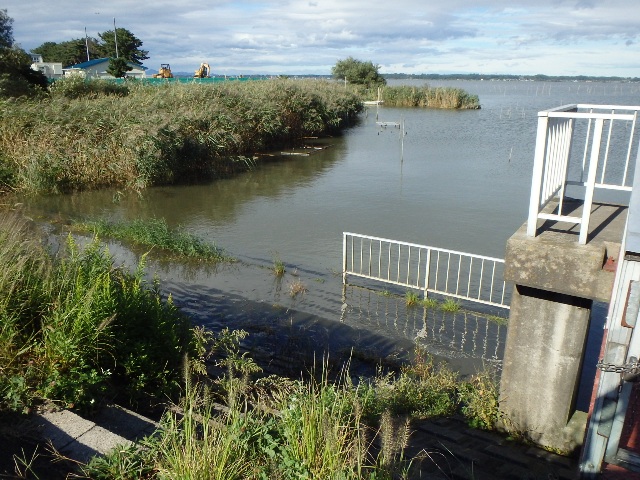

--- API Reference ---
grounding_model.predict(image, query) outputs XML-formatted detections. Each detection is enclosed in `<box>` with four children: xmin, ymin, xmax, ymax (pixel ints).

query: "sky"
<box><xmin>5</xmin><ymin>0</ymin><xmax>640</xmax><ymax>77</ymax></box>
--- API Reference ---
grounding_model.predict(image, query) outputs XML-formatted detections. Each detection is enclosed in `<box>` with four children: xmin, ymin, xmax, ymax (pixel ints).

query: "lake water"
<box><xmin>21</xmin><ymin>79</ymin><xmax>640</xmax><ymax>375</ymax></box>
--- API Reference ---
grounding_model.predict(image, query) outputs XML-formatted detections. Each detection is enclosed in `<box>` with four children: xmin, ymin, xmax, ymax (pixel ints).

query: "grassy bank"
<box><xmin>83</xmin><ymin>332</ymin><xmax>500</xmax><ymax>480</ymax></box>
<box><xmin>365</xmin><ymin>85</ymin><xmax>480</xmax><ymax>109</ymax></box>
<box><xmin>0</xmin><ymin>78</ymin><xmax>362</xmax><ymax>195</ymax></box>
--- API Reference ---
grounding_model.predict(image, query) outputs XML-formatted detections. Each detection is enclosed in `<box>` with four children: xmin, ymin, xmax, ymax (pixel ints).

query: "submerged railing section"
<box><xmin>528</xmin><ymin>104</ymin><xmax>640</xmax><ymax>244</ymax></box>
<box><xmin>343</xmin><ymin>232</ymin><xmax>511</xmax><ymax>309</ymax></box>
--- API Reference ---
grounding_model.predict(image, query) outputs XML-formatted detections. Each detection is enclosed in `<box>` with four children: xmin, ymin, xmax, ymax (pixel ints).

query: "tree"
<box><xmin>0</xmin><ymin>10</ymin><xmax>47</xmax><ymax>98</ymax></box>
<box><xmin>0</xmin><ymin>8</ymin><xmax>13</xmax><ymax>49</ymax></box>
<box><xmin>33</xmin><ymin>38</ymin><xmax>101</xmax><ymax>67</ymax></box>
<box><xmin>332</xmin><ymin>57</ymin><xmax>386</xmax><ymax>87</ymax></box>
<box><xmin>107</xmin><ymin>57</ymin><xmax>132</xmax><ymax>78</ymax></box>
<box><xmin>0</xmin><ymin>47</ymin><xmax>48</xmax><ymax>98</ymax></box>
<box><xmin>98</xmin><ymin>28</ymin><xmax>148</xmax><ymax>65</ymax></box>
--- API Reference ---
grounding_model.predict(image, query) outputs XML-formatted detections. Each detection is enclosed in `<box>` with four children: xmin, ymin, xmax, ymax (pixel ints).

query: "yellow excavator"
<box><xmin>194</xmin><ymin>63</ymin><xmax>210</xmax><ymax>78</ymax></box>
<box><xmin>152</xmin><ymin>64</ymin><xmax>173</xmax><ymax>78</ymax></box>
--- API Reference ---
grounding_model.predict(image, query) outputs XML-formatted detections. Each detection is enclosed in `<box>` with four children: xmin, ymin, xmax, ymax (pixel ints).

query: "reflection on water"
<box><xmin>343</xmin><ymin>285</ymin><xmax>505</xmax><ymax>367</ymax></box>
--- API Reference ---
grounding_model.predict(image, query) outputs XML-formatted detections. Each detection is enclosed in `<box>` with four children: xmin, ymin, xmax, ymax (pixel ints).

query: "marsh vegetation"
<box><xmin>0</xmin><ymin>78</ymin><xmax>362</xmax><ymax>196</ymax></box>
<box><xmin>360</xmin><ymin>84</ymin><xmax>480</xmax><ymax>109</ymax></box>
<box><xmin>73</xmin><ymin>217</ymin><xmax>230</xmax><ymax>261</ymax></box>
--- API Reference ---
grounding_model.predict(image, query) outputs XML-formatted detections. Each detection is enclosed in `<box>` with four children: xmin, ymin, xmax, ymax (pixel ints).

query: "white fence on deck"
<box><xmin>528</xmin><ymin>104</ymin><xmax>640</xmax><ymax>244</ymax></box>
<box><xmin>343</xmin><ymin>232</ymin><xmax>511</xmax><ymax>309</ymax></box>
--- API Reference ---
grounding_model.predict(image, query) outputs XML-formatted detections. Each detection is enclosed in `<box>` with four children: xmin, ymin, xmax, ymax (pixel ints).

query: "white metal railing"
<box><xmin>343</xmin><ymin>232</ymin><xmax>511</xmax><ymax>309</ymax></box>
<box><xmin>527</xmin><ymin>104</ymin><xmax>640</xmax><ymax>244</ymax></box>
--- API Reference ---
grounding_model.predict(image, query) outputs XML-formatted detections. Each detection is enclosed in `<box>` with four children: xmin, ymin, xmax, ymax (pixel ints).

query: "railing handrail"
<box><xmin>342</xmin><ymin>232</ymin><xmax>505</xmax><ymax>263</ymax></box>
<box><xmin>343</xmin><ymin>232</ymin><xmax>511</xmax><ymax>309</ymax></box>
<box><xmin>527</xmin><ymin>103</ymin><xmax>640</xmax><ymax>244</ymax></box>
<box><xmin>540</xmin><ymin>104</ymin><xmax>640</xmax><ymax>115</ymax></box>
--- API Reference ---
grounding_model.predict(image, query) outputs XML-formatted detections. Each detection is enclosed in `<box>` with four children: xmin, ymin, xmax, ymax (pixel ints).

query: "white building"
<box><xmin>30</xmin><ymin>53</ymin><xmax>63</xmax><ymax>79</ymax></box>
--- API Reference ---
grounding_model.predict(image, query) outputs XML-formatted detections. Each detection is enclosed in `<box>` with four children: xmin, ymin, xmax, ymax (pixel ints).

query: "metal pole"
<box><xmin>84</xmin><ymin>27</ymin><xmax>90</xmax><ymax>61</ymax></box>
<box><xmin>113</xmin><ymin>18</ymin><xmax>119</xmax><ymax>58</ymax></box>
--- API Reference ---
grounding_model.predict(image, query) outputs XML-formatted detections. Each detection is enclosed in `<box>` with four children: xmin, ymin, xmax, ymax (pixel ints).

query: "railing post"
<box><xmin>423</xmin><ymin>248</ymin><xmax>431</xmax><ymax>299</ymax></box>
<box><xmin>527</xmin><ymin>114</ymin><xmax>550</xmax><ymax>237</ymax></box>
<box><xmin>342</xmin><ymin>232</ymin><xmax>347</xmax><ymax>284</ymax></box>
<box><xmin>579</xmin><ymin>118</ymin><xmax>604</xmax><ymax>245</ymax></box>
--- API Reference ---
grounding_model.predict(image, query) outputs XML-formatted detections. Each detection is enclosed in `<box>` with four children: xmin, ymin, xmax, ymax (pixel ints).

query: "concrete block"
<box><xmin>505</xmin><ymin>228</ymin><xmax>615</xmax><ymax>303</ymax></box>
<box><xmin>38</xmin><ymin>409</ymin><xmax>95</xmax><ymax>451</ymax></box>
<box><xmin>74</xmin><ymin>426</ymin><xmax>131</xmax><ymax>462</ymax></box>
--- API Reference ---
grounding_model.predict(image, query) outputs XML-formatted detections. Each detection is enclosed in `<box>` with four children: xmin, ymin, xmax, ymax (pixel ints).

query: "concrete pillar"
<box><xmin>499</xmin><ymin>285</ymin><xmax>591</xmax><ymax>452</ymax></box>
<box><xmin>499</xmin><ymin>217</ymin><xmax>620</xmax><ymax>453</ymax></box>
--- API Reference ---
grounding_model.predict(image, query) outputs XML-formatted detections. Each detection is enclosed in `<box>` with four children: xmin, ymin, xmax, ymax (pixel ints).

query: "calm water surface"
<box><xmin>22</xmin><ymin>80</ymin><xmax>640</xmax><ymax>372</ymax></box>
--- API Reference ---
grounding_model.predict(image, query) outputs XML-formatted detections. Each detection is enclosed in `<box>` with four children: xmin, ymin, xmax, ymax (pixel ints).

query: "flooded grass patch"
<box><xmin>74</xmin><ymin>217</ymin><xmax>231</xmax><ymax>261</ymax></box>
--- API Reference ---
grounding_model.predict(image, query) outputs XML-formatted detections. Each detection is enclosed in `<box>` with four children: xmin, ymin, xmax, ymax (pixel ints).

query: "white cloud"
<box><xmin>4</xmin><ymin>0</ymin><xmax>640</xmax><ymax>76</ymax></box>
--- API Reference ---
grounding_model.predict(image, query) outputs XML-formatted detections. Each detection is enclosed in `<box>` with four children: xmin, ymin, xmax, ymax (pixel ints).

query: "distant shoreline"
<box><xmin>163</xmin><ymin>73</ymin><xmax>640</xmax><ymax>83</ymax></box>
<box><xmin>383</xmin><ymin>73</ymin><xmax>640</xmax><ymax>83</ymax></box>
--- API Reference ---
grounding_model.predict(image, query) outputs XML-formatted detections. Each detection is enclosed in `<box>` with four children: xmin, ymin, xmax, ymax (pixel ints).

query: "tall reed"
<box><xmin>363</xmin><ymin>84</ymin><xmax>480</xmax><ymax>109</ymax></box>
<box><xmin>0</xmin><ymin>79</ymin><xmax>362</xmax><ymax>195</ymax></box>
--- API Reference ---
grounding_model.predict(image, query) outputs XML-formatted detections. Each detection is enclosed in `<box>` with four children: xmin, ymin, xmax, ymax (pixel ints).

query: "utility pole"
<box><xmin>113</xmin><ymin>17</ymin><xmax>119</xmax><ymax>58</ymax></box>
<box><xmin>84</xmin><ymin>27</ymin><xmax>90</xmax><ymax>61</ymax></box>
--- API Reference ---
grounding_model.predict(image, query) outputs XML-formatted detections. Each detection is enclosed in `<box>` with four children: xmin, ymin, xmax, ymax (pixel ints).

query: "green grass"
<box><xmin>271</xmin><ymin>255</ymin><xmax>286</xmax><ymax>277</ymax></box>
<box><xmin>422</xmin><ymin>297</ymin><xmax>439</xmax><ymax>309</ymax></box>
<box><xmin>82</xmin><ymin>341</ymin><xmax>420</xmax><ymax>479</ymax></box>
<box><xmin>78</xmin><ymin>331</ymin><xmax>500</xmax><ymax>479</ymax></box>
<box><xmin>74</xmin><ymin>217</ymin><xmax>230</xmax><ymax>261</ymax></box>
<box><xmin>0</xmin><ymin>213</ymin><xmax>194</xmax><ymax>412</ymax></box>
<box><xmin>405</xmin><ymin>290</ymin><xmax>421</xmax><ymax>307</ymax></box>
<box><xmin>487</xmin><ymin>314</ymin><xmax>509</xmax><ymax>326</ymax></box>
<box><xmin>440</xmin><ymin>298</ymin><xmax>461</xmax><ymax>312</ymax></box>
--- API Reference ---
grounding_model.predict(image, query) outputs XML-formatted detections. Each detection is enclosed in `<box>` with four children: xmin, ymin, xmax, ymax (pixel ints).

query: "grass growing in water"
<box><xmin>405</xmin><ymin>290</ymin><xmax>421</xmax><ymax>307</ymax></box>
<box><xmin>361</xmin><ymin>84</ymin><xmax>480</xmax><ymax>109</ymax></box>
<box><xmin>288</xmin><ymin>278</ymin><xmax>307</xmax><ymax>297</ymax></box>
<box><xmin>75</xmin><ymin>217</ymin><xmax>230</xmax><ymax>261</ymax></box>
<box><xmin>422</xmin><ymin>297</ymin><xmax>439</xmax><ymax>309</ymax></box>
<box><xmin>0</xmin><ymin>79</ymin><xmax>363</xmax><ymax>195</ymax></box>
<box><xmin>440</xmin><ymin>298</ymin><xmax>461</xmax><ymax>312</ymax></box>
<box><xmin>488</xmin><ymin>314</ymin><xmax>509</xmax><ymax>326</ymax></box>
<box><xmin>271</xmin><ymin>255</ymin><xmax>286</xmax><ymax>277</ymax></box>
